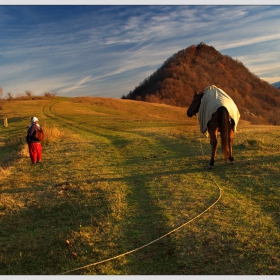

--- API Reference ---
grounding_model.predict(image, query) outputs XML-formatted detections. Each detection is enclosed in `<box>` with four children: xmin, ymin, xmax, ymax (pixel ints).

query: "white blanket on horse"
<box><xmin>198</xmin><ymin>85</ymin><xmax>240</xmax><ymax>134</ymax></box>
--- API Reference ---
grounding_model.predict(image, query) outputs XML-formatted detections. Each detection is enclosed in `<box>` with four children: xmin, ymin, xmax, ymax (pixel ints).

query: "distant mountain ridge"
<box><xmin>123</xmin><ymin>43</ymin><xmax>280</xmax><ymax>125</ymax></box>
<box><xmin>272</xmin><ymin>81</ymin><xmax>280</xmax><ymax>89</ymax></box>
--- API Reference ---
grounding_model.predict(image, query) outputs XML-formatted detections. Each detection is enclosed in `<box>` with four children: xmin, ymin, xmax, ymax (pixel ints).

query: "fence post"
<box><xmin>3</xmin><ymin>118</ymin><xmax>8</xmax><ymax>127</ymax></box>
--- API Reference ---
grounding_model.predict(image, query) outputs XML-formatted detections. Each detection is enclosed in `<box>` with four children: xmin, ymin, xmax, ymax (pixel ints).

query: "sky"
<box><xmin>0</xmin><ymin>2</ymin><xmax>280</xmax><ymax>98</ymax></box>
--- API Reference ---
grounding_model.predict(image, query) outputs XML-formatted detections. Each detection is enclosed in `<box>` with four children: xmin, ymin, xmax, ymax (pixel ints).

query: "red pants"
<box><xmin>28</xmin><ymin>143</ymin><xmax>42</xmax><ymax>163</ymax></box>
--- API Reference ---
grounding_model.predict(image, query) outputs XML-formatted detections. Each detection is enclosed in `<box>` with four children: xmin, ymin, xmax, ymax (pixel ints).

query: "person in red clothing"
<box><xmin>26</xmin><ymin>117</ymin><xmax>43</xmax><ymax>164</ymax></box>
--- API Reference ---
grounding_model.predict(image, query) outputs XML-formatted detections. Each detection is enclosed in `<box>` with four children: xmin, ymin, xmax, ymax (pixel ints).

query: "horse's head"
<box><xmin>187</xmin><ymin>90</ymin><xmax>204</xmax><ymax>117</ymax></box>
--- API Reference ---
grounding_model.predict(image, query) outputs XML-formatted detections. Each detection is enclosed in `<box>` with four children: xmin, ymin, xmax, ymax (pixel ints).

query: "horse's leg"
<box><xmin>228</xmin><ymin>129</ymin><xmax>235</xmax><ymax>164</ymax></box>
<box><xmin>228</xmin><ymin>119</ymin><xmax>236</xmax><ymax>164</ymax></box>
<box><xmin>208</xmin><ymin>127</ymin><xmax>218</xmax><ymax>169</ymax></box>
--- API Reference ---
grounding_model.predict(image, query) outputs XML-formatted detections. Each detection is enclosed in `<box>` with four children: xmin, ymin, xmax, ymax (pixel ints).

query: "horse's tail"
<box><xmin>218</xmin><ymin>106</ymin><xmax>230</xmax><ymax>160</ymax></box>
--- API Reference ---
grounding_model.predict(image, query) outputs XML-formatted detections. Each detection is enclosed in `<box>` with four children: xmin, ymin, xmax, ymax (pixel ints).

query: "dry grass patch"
<box><xmin>1</xmin><ymin>97</ymin><xmax>280</xmax><ymax>275</ymax></box>
<box><xmin>41</xmin><ymin>122</ymin><xmax>67</xmax><ymax>143</ymax></box>
<box><xmin>0</xmin><ymin>166</ymin><xmax>12</xmax><ymax>178</ymax></box>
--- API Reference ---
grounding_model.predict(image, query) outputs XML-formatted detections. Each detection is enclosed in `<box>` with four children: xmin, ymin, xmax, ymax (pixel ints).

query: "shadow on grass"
<box><xmin>0</xmin><ymin>128</ymin><xmax>229</xmax><ymax>275</ymax></box>
<box><xmin>0</xmin><ymin>179</ymin><xmax>111</xmax><ymax>275</ymax></box>
<box><xmin>200</xmin><ymin>153</ymin><xmax>280</xmax><ymax>274</ymax></box>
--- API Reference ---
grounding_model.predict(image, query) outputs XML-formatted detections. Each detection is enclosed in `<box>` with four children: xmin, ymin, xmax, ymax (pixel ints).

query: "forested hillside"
<box><xmin>123</xmin><ymin>43</ymin><xmax>280</xmax><ymax>125</ymax></box>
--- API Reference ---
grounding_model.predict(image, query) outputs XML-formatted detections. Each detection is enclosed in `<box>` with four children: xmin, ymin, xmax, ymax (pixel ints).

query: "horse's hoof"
<box><xmin>208</xmin><ymin>165</ymin><xmax>214</xmax><ymax>170</ymax></box>
<box><xmin>230</xmin><ymin>161</ymin><xmax>235</xmax><ymax>165</ymax></box>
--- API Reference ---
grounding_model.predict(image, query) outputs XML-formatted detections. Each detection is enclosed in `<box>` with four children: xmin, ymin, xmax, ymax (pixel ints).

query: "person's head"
<box><xmin>31</xmin><ymin>117</ymin><xmax>39</xmax><ymax>123</ymax></box>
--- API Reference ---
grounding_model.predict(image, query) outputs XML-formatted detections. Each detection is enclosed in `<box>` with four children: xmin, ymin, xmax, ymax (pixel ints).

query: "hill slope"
<box><xmin>123</xmin><ymin>42</ymin><xmax>280</xmax><ymax>125</ymax></box>
<box><xmin>0</xmin><ymin>97</ymin><xmax>280</xmax><ymax>274</ymax></box>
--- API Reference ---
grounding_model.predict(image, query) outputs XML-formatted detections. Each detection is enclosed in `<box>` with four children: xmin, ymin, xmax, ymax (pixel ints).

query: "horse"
<box><xmin>187</xmin><ymin>86</ymin><xmax>239</xmax><ymax>169</ymax></box>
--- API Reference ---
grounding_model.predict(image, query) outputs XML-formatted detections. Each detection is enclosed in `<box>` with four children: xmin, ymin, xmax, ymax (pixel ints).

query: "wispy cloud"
<box><xmin>59</xmin><ymin>76</ymin><xmax>92</xmax><ymax>94</ymax></box>
<box><xmin>0</xmin><ymin>5</ymin><xmax>280</xmax><ymax>98</ymax></box>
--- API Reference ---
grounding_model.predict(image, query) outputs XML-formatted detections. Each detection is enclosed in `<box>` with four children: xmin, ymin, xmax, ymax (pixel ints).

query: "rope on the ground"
<box><xmin>59</xmin><ymin>134</ymin><xmax>223</xmax><ymax>275</ymax></box>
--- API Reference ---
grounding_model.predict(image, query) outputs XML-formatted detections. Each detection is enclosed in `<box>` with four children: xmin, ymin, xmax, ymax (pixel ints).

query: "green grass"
<box><xmin>0</xmin><ymin>97</ymin><xmax>280</xmax><ymax>275</ymax></box>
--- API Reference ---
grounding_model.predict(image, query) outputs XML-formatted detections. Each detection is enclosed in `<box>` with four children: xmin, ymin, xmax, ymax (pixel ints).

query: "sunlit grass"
<box><xmin>0</xmin><ymin>97</ymin><xmax>280</xmax><ymax>275</ymax></box>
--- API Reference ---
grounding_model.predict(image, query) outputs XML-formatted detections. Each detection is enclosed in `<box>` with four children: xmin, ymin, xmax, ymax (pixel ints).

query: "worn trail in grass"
<box><xmin>0</xmin><ymin>97</ymin><xmax>280</xmax><ymax>275</ymax></box>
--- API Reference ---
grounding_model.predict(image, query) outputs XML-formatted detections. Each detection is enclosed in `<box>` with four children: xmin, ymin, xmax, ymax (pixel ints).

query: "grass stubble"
<box><xmin>0</xmin><ymin>97</ymin><xmax>279</xmax><ymax>274</ymax></box>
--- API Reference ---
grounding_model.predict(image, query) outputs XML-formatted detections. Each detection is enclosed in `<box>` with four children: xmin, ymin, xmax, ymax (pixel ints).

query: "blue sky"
<box><xmin>0</xmin><ymin>4</ymin><xmax>280</xmax><ymax>98</ymax></box>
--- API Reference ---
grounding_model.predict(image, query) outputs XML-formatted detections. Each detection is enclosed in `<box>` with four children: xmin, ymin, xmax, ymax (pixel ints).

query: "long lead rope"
<box><xmin>59</xmin><ymin>135</ymin><xmax>223</xmax><ymax>275</ymax></box>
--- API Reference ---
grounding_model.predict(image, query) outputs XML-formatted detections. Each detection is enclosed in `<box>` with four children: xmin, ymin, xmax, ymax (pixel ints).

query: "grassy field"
<box><xmin>0</xmin><ymin>96</ymin><xmax>280</xmax><ymax>275</ymax></box>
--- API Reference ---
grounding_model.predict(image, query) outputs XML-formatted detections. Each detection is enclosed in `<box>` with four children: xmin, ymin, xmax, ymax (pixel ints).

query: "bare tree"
<box><xmin>25</xmin><ymin>90</ymin><xmax>33</xmax><ymax>98</ymax></box>
<box><xmin>44</xmin><ymin>90</ymin><xmax>57</xmax><ymax>98</ymax></box>
<box><xmin>7</xmin><ymin>92</ymin><xmax>13</xmax><ymax>99</ymax></box>
<box><xmin>0</xmin><ymin>86</ymin><xmax>3</xmax><ymax>99</ymax></box>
